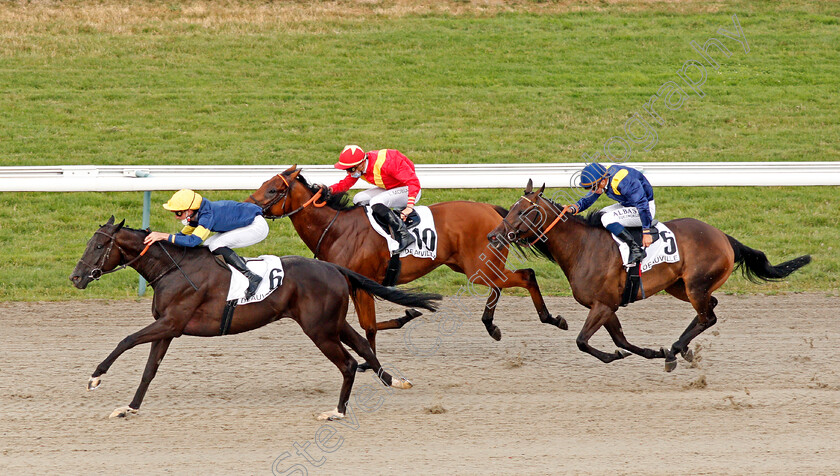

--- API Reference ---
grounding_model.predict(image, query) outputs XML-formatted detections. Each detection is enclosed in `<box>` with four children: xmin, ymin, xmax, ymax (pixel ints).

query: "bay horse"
<box><xmin>488</xmin><ymin>180</ymin><xmax>811</xmax><ymax>371</ymax></box>
<box><xmin>69</xmin><ymin>216</ymin><xmax>441</xmax><ymax>420</ymax></box>
<box><xmin>246</xmin><ymin>166</ymin><xmax>568</xmax><ymax>362</ymax></box>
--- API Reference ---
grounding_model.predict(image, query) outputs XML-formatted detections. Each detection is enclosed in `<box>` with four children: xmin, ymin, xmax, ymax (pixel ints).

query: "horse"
<box><xmin>487</xmin><ymin>180</ymin><xmax>811</xmax><ymax>371</ymax></box>
<box><xmin>246</xmin><ymin>166</ymin><xmax>568</xmax><ymax>362</ymax></box>
<box><xmin>69</xmin><ymin>216</ymin><xmax>441</xmax><ymax>420</ymax></box>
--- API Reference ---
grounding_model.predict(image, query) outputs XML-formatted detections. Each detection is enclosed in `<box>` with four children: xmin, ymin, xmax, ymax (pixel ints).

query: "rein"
<box><xmin>313</xmin><ymin>209</ymin><xmax>341</xmax><ymax>259</ymax></box>
<box><xmin>79</xmin><ymin>230</ymin><xmax>194</xmax><ymax>289</ymax></box>
<box><xmin>251</xmin><ymin>174</ymin><xmax>327</xmax><ymax>220</ymax></box>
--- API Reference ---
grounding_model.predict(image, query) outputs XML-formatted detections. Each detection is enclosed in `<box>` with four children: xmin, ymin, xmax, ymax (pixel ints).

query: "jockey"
<box><xmin>144</xmin><ymin>189</ymin><xmax>269</xmax><ymax>298</ymax></box>
<box><xmin>563</xmin><ymin>162</ymin><xmax>655</xmax><ymax>265</ymax></box>
<box><xmin>329</xmin><ymin>145</ymin><xmax>421</xmax><ymax>253</ymax></box>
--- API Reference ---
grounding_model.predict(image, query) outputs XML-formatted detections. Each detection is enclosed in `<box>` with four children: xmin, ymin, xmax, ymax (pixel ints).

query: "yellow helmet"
<box><xmin>163</xmin><ymin>189</ymin><xmax>203</xmax><ymax>211</ymax></box>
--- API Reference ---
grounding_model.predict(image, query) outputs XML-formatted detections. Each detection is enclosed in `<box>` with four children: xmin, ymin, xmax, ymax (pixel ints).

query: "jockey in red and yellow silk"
<box><xmin>329</xmin><ymin>145</ymin><xmax>421</xmax><ymax>253</ymax></box>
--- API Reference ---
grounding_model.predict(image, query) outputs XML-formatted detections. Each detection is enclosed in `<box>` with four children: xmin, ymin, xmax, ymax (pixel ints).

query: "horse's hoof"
<box><xmin>664</xmin><ymin>359</ymin><xmax>678</xmax><ymax>372</ymax></box>
<box><xmin>681</xmin><ymin>348</ymin><xmax>694</xmax><ymax>362</ymax></box>
<box><xmin>490</xmin><ymin>327</ymin><xmax>502</xmax><ymax>341</ymax></box>
<box><xmin>317</xmin><ymin>408</ymin><xmax>345</xmax><ymax>421</ymax></box>
<box><xmin>615</xmin><ymin>349</ymin><xmax>631</xmax><ymax>359</ymax></box>
<box><xmin>356</xmin><ymin>362</ymin><xmax>372</xmax><ymax>373</ymax></box>
<box><xmin>391</xmin><ymin>378</ymin><xmax>413</xmax><ymax>390</ymax></box>
<box><xmin>108</xmin><ymin>406</ymin><xmax>138</xmax><ymax>419</ymax></box>
<box><xmin>87</xmin><ymin>376</ymin><xmax>101</xmax><ymax>391</ymax></box>
<box><xmin>557</xmin><ymin>317</ymin><xmax>569</xmax><ymax>331</ymax></box>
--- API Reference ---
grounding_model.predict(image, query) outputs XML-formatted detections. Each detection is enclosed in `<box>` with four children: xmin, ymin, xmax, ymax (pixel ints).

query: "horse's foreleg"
<box><xmin>604</xmin><ymin>315</ymin><xmax>665</xmax><ymax>360</ymax></box>
<box><xmin>481</xmin><ymin>287</ymin><xmax>502</xmax><ymax>341</ymax></box>
<box><xmin>517</xmin><ymin>268</ymin><xmax>568</xmax><ymax>330</ymax></box>
<box><xmin>311</xmin><ymin>337</ymin><xmax>357</xmax><ymax>421</ymax></box>
<box><xmin>576</xmin><ymin>304</ymin><xmax>631</xmax><ymax>363</ymax></box>
<box><xmin>104</xmin><ymin>337</ymin><xmax>173</xmax><ymax>419</ymax></box>
<box><xmin>339</xmin><ymin>321</ymin><xmax>412</xmax><ymax>390</ymax></box>
<box><xmin>88</xmin><ymin>318</ymin><xmax>181</xmax><ymax>389</ymax></box>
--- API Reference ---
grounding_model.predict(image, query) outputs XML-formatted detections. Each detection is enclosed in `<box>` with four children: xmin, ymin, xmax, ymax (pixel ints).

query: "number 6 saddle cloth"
<box><xmin>610</xmin><ymin>222</ymin><xmax>680</xmax><ymax>273</ymax></box>
<box><xmin>365</xmin><ymin>205</ymin><xmax>438</xmax><ymax>260</ymax></box>
<box><xmin>226</xmin><ymin>255</ymin><xmax>285</xmax><ymax>304</ymax></box>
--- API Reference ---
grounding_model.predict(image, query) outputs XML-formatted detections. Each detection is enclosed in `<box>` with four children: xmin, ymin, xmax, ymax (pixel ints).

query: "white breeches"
<box><xmin>204</xmin><ymin>215</ymin><xmax>269</xmax><ymax>251</ymax></box>
<box><xmin>600</xmin><ymin>201</ymin><xmax>656</xmax><ymax>228</ymax></box>
<box><xmin>352</xmin><ymin>186</ymin><xmax>421</xmax><ymax>208</ymax></box>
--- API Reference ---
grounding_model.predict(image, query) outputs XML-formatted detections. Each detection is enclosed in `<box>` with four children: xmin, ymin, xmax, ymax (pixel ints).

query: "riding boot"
<box><xmin>615</xmin><ymin>229</ymin><xmax>646</xmax><ymax>264</ymax></box>
<box><xmin>372</xmin><ymin>204</ymin><xmax>416</xmax><ymax>254</ymax></box>
<box><xmin>214</xmin><ymin>247</ymin><xmax>262</xmax><ymax>299</ymax></box>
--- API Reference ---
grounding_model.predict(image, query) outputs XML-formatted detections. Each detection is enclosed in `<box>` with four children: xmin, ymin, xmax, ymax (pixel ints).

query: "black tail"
<box><xmin>492</xmin><ymin>205</ymin><xmax>556</xmax><ymax>263</ymax></box>
<box><xmin>727</xmin><ymin>235</ymin><xmax>811</xmax><ymax>283</ymax></box>
<box><xmin>334</xmin><ymin>265</ymin><xmax>442</xmax><ymax>312</ymax></box>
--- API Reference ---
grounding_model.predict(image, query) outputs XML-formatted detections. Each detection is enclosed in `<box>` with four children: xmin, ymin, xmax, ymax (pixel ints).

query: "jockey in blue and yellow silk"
<box><xmin>562</xmin><ymin>162</ymin><xmax>656</xmax><ymax>264</ymax></box>
<box><xmin>143</xmin><ymin>189</ymin><xmax>269</xmax><ymax>298</ymax></box>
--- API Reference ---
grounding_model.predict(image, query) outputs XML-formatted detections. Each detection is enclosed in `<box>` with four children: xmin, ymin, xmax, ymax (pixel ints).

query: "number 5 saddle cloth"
<box><xmin>610</xmin><ymin>222</ymin><xmax>681</xmax><ymax>273</ymax></box>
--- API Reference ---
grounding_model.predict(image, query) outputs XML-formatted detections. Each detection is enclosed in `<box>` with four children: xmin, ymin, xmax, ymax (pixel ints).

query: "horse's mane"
<box><xmin>291</xmin><ymin>172</ymin><xmax>360</xmax><ymax>211</ymax></box>
<box><xmin>538</xmin><ymin>194</ymin><xmax>606</xmax><ymax>229</ymax></box>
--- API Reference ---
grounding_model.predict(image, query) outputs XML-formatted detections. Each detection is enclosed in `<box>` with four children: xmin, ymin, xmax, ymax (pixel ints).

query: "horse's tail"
<box><xmin>334</xmin><ymin>265</ymin><xmax>441</xmax><ymax>312</ymax></box>
<box><xmin>492</xmin><ymin>205</ymin><xmax>556</xmax><ymax>263</ymax></box>
<box><xmin>726</xmin><ymin>235</ymin><xmax>811</xmax><ymax>283</ymax></box>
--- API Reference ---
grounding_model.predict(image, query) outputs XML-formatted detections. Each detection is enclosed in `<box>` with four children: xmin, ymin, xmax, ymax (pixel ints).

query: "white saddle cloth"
<box><xmin>365</xmin><ymin>206</ymin><xmax>438</xmax><ymax>259</ymax></box>
<box><xmin>611</xmin><ymin>223</ymin><xmax>680</xmax><ymax>272</ymax></box>
<box><xmin>226</xmin><ymin>255</ymin><xmax>285</xmax><ymax>304</ymax></box>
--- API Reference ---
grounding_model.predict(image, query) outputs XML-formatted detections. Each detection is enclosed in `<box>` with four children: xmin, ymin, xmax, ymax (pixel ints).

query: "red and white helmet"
<box><xmin>335</xmin><ymin>145</ymin><xmax>366</xmax><ymax>170</ymax></box>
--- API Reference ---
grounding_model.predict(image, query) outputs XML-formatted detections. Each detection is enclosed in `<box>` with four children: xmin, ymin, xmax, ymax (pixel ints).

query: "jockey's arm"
<box><xmin>329</xmin><ymin>174</ymin><xmax>360</xmax><ymax>195</ymax></box>
<box><xmin>573</xmin><ymin>191</ymin><xmax>600</xmax><ymax>214</ymax></box>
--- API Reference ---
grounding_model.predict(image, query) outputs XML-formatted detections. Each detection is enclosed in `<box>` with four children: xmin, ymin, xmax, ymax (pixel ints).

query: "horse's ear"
<box><xmin>538</xmin><ymin>183</ymin><xmax>546</xmax><ymax>195</ymax></box>
<box><xmin>287</xmin><ymin>168</ymin><xmax>302</xmax><ymax>182</ymax></box>
<box><xmin>524</xmin><ymin>179</ymin><xmax>533</xmax><ymax>194</ymax></box>
<box><xmin>115</xmin><ymin>219</ymin><xmax>125</xmax><ymax>231</ymax></box>
<box><xmin>105</xmin><ymin>215</ymin><xmax>115</xmax><ymax>226</ymax></box>
<box><xmin>282</xmin><ymin>164</ymin><xmax>297</xmax><ymax>174</ymax></box>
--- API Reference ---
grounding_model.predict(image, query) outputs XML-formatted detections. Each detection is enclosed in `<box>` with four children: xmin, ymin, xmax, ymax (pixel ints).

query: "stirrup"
<box><xmin>244</xmin><ymin>275</ymin><xmax>262</xmax><ymax>298</ymax></box>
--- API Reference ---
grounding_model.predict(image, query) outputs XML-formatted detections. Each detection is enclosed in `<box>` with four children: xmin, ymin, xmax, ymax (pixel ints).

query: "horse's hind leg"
<box><xmin>309</xmin><ymin>335</ymin><xmax>358</xmax><ymax>421</ymax></box>
<box><xmin>576</xmin><ymin>303</ymin><xmax>632</xmax><ymax>363</ymax></box>
<box><xmin>351</xmin><ymin>291</ymin><xmax>377</xmax><ymax>372</ymax></box>
<box><xmin>339</xmin><ymin>322</ymin><xmax>412</xmax><ymax>390</ymax></box>
<box><xmin>516</xmin><ymin>268</ymin><xmax>568</xmax><ymax>330</ymax></box>
<box><xmin>604</xmin><ymin>316</ymin><xmax>665</xmax><ymax>360</ymax></box>
<box><xmin>664</xmin><ymin>281</ymin><xmax>721</xmax><ymax>371</ymax></box>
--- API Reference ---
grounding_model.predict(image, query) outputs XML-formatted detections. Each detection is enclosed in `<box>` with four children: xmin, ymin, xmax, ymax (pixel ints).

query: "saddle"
<box><xmin>371</xmin><ymin>208</ymin><xmax>420</xmax><ymax>287</ymax></box>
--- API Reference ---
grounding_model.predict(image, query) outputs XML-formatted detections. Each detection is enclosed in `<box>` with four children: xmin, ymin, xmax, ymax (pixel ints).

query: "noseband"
<box><xmin>77</xmin><ymin>230</ymin><xmax>151</xmax><ymax>281</ymax></box>
<box><xmin>249</xmin><ymin>174</ymin><xmax>327</xmax><ymax>220</ymax></box>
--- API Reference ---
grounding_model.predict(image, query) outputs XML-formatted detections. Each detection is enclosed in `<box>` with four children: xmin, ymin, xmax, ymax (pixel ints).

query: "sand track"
<box><xmin>1</xmin><ymin>294</ymin><xmax>839</xmax><ymax>475</ymax></box>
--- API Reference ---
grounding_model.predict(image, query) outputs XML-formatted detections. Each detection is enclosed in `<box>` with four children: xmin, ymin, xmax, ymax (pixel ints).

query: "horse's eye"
<box><xmin>96</xmin><ymin>244</ymin><xmax>103</xmax><ymax>249</ymax></box>
<box><xmin>268</xmin><ymin>188</ymin><xmax>277</xmax><ymax>195</ymax></box>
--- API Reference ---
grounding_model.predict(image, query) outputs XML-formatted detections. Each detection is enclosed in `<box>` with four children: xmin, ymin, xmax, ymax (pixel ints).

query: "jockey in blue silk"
<box><xmin>144</xmin><ymin>189</ymin><xmax>269</xmax><ymax>298</ymax></box>
<box><xmin>562</xmin><ymin>162</ymin><xmax>656</xmax><ymax>265</ymax></box>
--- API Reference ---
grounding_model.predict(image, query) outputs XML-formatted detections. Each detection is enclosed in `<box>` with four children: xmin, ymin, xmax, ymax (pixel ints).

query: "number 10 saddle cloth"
<box><xmin>365</xmin><ymin>206</ymin><xmax>438</xmax><ymax>260</ymax></box>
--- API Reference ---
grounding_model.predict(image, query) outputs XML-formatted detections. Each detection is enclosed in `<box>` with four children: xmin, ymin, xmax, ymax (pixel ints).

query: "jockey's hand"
<box><xmin>144</xmin><ymin>231</ymin><xmax>170</xmax><ymax>245</ymax></box>
<box><xmin>399</xmin><ymin>207</ymin><xmax>414</xmax><ymax>221</ymax></box>
<box><xmin>642</xmin><ymin>232</ymin><xmax>653</xmax><ymax>248</ymax></box>
<box><xmin>561</xmin><ymin>205</ymin><xmax>577</xmax><ymax>216</ymax></box>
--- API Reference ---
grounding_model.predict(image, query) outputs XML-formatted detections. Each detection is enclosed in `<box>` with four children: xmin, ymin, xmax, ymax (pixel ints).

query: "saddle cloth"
<box><xmin>365</xmin><ymin>205</ymin><xmax>438</xmax><ymax>259</ymax></box>
<box><xmin>611</xmin><ymin>223</ymin><xmax>680</xmax><ymax>272</ymax></box>
<box><xmin>227</xmin><ymin>255</ymin><xmax>285</xmax><ymax>304</ymax></box>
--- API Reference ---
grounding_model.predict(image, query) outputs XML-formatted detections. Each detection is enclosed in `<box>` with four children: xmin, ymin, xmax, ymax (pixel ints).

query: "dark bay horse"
<box><xmin>70</xmin><ymin>217</ymin><xmax>441</xmax><ymax>420</ymax></box>
<box><xmin>488</xmin><ymin>180</ymin><xmax>811</xmax><ymax>371</ymax></box>
<box><xmin>246</xmin><ymin>166</ymin><xmax>567</xmax><ymax>357</ymax></box>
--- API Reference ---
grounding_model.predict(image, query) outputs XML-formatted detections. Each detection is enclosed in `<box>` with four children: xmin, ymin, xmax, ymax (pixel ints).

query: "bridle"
<box><xmin>249</xmin><ymin>173</ymin><xmax>327</xmax><ymax>220</ymax></box>
<box><xmin>498</xmin><ymin>193</ymin><xmax>568</xmax><ymax>245</ymax></box>
<box><xmin>77</xmin><ymin>230</ymin><xmax>152</xmax><ymax>281</ymax></box>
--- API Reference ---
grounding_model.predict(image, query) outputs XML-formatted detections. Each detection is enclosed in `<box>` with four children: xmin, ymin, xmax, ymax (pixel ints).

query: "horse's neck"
<box><xmin>288</xmin><ymin>202</ymin><xmax>344</xmax><ymax>254</ymax></box>
<box><xmin>545</xmin><ymin>218</ymin><xmax>602</xmax><ymax>278</ymax></box>
<box><xmin>117</xmin><ymin>231</ymin><xmax>192</xmax><ymax>284</ymax></box>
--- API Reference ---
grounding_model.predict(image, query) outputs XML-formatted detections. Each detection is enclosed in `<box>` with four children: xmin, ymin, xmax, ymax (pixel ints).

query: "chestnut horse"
<box><xmin>70</xmin><ymin>217</ymin><xmax>441</xmax><ymax>420</ymax></box>
<box><xmin>247</xmin><ymin>166</ymin><xmax>567</xmax><ymax>361</ymax></box>
<box><xmin>488</xmin><ymin>180</ymin><xmax>811</xmax><ymax>371</ymax></box>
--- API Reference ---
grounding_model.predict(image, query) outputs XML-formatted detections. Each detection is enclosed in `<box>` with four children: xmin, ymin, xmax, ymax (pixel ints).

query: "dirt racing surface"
<box><xmin>2</xmin><ymin>293</ymin><xmax>839</xmax><ymax>475</ymax></box>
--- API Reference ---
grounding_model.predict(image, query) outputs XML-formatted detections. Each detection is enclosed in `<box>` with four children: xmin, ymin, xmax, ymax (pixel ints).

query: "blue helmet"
<box><xmin>579</xmin><ymin>162</ymin><xmax>607</xmax><ymax>188</ymax></box>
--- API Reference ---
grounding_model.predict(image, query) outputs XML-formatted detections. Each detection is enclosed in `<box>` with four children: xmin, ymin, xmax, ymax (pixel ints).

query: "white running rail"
<box><xmin>1</xmin><ymin>162</ymin><xmax>839</xmax><ymax>192</ymax></box>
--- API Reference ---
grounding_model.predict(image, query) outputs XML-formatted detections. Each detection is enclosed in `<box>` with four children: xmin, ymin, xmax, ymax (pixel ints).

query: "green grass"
<box><xmin>0</xmin><ymin>1</ymin><xmax>838</xmax><ymax>300</ymax></box>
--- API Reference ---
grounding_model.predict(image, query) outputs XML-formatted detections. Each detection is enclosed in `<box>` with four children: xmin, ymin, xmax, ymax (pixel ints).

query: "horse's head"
<box><xmin>247</xmin><ymin>165</ymin><xmax>303</xmax><ymax>218</ymax></box>
<box><xmin>487</xmin><ymin>179</ymin><xmax>555</xmax><ymax>248</ymax></box>
<box><xmin>70</xmin><ymin>216</ymin><xmax>126</xmax><ymax>289</ymax></box>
